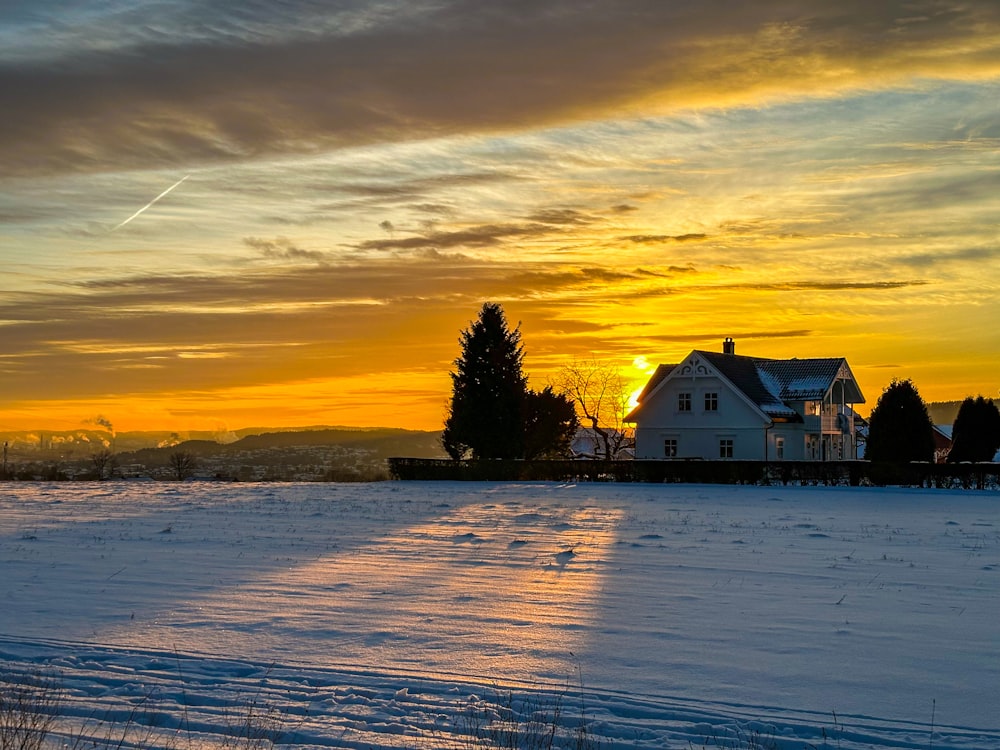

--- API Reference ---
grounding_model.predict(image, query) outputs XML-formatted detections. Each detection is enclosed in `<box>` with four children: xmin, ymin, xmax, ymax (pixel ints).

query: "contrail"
<box><xmin>111</xmin><ymin>174</ymin><xmax>190</xmax><ymax>232</ymax></box>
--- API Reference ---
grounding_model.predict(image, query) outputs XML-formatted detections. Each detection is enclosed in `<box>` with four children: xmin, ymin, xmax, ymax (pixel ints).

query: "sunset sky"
<box><xmin>2</xmin><ymin>1</ymin><xmax>999</xmax><ymax>434</ymax></box>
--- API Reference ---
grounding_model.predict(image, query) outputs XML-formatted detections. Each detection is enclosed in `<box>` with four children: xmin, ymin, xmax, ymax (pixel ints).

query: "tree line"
<box><xmin>866</xmin><ymin>380</ymin><xmax>1000</xmax><ymax>463</ymax></box>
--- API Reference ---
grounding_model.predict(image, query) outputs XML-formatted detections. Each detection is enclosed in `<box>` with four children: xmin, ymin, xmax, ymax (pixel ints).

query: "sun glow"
<box><xmin>2</xmin><ymin>4</ymin><xmax>999</xmax><ymax>433</ymax></box>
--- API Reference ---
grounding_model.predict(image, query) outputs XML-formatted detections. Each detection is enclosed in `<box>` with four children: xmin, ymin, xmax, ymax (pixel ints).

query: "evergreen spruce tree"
<box><xmin>865</xmin><ymin>379</ymin><xmax>935</xmax><ymax>463</ymax></box>
<box><xmin>443</xmin><ymin>303</ymin><xmax>528</xmax><ymax>460</ymax></box>
<box><xmin>948</xmin><ymin>396</ymin><xmax>1000</xmax><ymax>462</ymax></box>
<box><xmin>523</xmin><ymin>386</ymin><xmax>579</xmax><ymax>460</ymax></box>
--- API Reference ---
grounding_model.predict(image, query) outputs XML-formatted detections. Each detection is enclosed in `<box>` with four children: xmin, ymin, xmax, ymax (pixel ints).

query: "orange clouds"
<box><xmin>2</xmin><ymin>2</ymin><xmax>999</xmax><ymax>432</ymax></box>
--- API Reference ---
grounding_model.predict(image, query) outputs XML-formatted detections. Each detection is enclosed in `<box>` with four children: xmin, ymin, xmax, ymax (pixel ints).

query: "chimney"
<box><xmin>723</xmin><ymin>337</ymin><xmax>735</xmax><ymax>355</ymax></box>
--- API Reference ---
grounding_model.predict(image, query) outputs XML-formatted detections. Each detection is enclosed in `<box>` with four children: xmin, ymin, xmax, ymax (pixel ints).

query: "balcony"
<box><xmin>803</xmin><ymin>409</ymin><xmax>851</xmax><ymax>434</ymax></box>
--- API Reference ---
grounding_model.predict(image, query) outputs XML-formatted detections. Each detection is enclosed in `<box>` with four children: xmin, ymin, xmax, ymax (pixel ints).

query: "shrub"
<box><xmin>866</xmin><ymin>379</ymin><xmax>934</xmax><ymax>463</ymax></box>
<box><xmin>457</xmin><ymin>686</ymin><xmax>597</xmax><ymax>750</ymax></box>
<box><xmin>0</xmin><ymin>665</ymin><xmax>290</xmax><ymax>750</ymax></box>
<box><xmin>0</xmin><ymin>669</ymin><xmax>61</xmax><ymax>750</ymax></box>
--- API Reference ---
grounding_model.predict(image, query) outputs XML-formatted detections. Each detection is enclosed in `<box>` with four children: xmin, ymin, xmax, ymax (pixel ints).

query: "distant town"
<box><xmin>0</xmin><ymin>426</ymin><xmax>445</xmax><ymax>482</ymax></box>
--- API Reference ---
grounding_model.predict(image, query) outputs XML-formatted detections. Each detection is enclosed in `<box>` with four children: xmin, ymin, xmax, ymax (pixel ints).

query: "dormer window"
<box><xmin>705</xmin><ymin>392</ymin><xmax>718</xmax><ymax>411</ymax></box>
<box><xmin>678</xmin><ymin>392</ymin><xmax>692</xmax><ymax>412</ymax></box>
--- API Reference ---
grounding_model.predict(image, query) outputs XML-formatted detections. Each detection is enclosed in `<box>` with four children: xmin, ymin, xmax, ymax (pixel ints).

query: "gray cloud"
<box><xmin>8</xmin><ymin>255</ymin><xmax>687</xmax><ymax>345</ymax></box>
<box><xmin>635</xmin><ymin>266</ymin><xmax>698</xmax><ymax>276</ymax></box>
<box><xmin>525</xmin><ymin>328</ymin><xmax>818</xmax><ymax>361</ymax></box>
<box><xmin>244</xmin><ymin>236</ymin><xmax>328</xmax><ymax>263</ymax></box>
<box><xmin>611</xmin><ymin>278</ymin><xmax>928</xmax><ymax>304</ymax></box>
<box><xmin>3</xmin><ymin>1</ymin><xmax>998</xmax><ymax>176</ymax></box>
<box><xmin>623</xmin><ymin>233</ymin><xmax>708</xmax><ymax>244</ymax></box>
<box><xmin>897</xmin><ymin>246</ymin><xmax>997</xmax><ymax>268</ymax></box>
<box><xmin>525</xmin><ymin>208</ymin><xmax>597</xmax><ymax>225</ymax></box>
<box><xmin>700</xmin><ymin>280</ymin><xmax>928</xmax><ymax>292</ymax></box>
<box><xmin>644</xmin><ymin>330</ymin><xmax>815</xmax><ymax>344</ymax></box>
<box><xmin>356</xmin><ymin>222</ymin><xmax>555</xmax><ymax>252</ymax></box>
<box><xmin>352</xmin><ymin>206</ymin><xmax>605</xmax><ymax>253</ymax></box>
<box><xmin>843</xmin><ymin>165</ymin><xmax>1000</xmax><ymax>226</ymax></box>
<box><xmin>336</xmin><ymin>173</ymin><xmax>520</xmax><ymax>203</ymax></box>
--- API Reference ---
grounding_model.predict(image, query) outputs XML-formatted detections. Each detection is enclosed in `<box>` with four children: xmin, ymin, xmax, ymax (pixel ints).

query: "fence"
<box><xmin>387</xmin><ymin>457</ymin><xmax>1000</xmax><ymax>488</ymax></box>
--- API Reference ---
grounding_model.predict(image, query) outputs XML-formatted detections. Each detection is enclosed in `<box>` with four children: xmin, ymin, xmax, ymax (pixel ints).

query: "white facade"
<box><xmin>628</xmin><ymin>343</ymin><xmax>865</xmax><ymax>461</ymax></box>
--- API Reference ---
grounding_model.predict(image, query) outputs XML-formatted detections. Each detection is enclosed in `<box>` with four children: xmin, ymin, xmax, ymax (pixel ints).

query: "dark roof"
<box><xmin>635</xmin><ymin>363</ymin><xmax>676</xmax><ymax>402</ymax></box>
<box><xmin>631</xmin><ymin>350</ymin><xmax>865</xmax><ymax>422</ymax></box>
<box><xmin>699</xmin><ymin>352</ymin><xmax>799</xmax><ymax>418</ymax></box>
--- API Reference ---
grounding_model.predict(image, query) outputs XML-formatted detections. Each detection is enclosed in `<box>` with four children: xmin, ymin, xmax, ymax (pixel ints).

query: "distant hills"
<box><xmin>2</xmin><ymin>425</ymin><xmax>442</xmax><ymax>453</ymax></box>
<box><xmin>1</xmin><ymin>426</ymin><xmax>446</xmax><ymax>481</ymax></box>
<box><xmin>125</xmin><ymin>427</ymin><xmax>446</xmax><ymax>462</ymax></box>
<box><xmin>120</xmin><ymin>427</ymin><xmax>447</xmax><ymax>481</ymax></box>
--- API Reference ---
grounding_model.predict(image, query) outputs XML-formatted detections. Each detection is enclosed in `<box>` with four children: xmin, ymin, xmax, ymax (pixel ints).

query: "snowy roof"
<box><xmin>756</xmin><ymin>358</ymin><xmax>864</xmax><ymax>402</ymax></box>
<box><xmin>698</xmin><ymin>351</ymin><xmax>864</xmax><ymax>406</ymax></box>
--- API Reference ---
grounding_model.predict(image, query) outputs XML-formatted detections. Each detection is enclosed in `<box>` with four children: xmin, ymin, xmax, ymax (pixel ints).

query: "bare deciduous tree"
<box><xmin>90</xmin><ymin>449</ymin><xmax>117</xmax><ymax>480</ymax></box>
<box><xmin>168</xmin><ymin>451</ymin><xmax>197</xmax><ymax>481</ymax></box>
<box><xmin>555</xmin><ymin>358</ymin><xmax>635</xmax><ymax>460</ymax></box>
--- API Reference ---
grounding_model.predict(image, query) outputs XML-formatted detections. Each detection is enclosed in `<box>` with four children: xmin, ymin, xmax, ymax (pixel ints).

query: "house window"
<box><xmin>775</xmin><ymin>437</ymin><xmax>784</xmax><ymax>460</ymax></box>
<box><xmin>705</xmin><ymin>392</ymin><xmax>719</xmax><ymax>411</ymax></box>
<box><xmin>678</xmin><ymin>392</ymin><xmax>692</xmax><ymax>412</ymax></box>
<box><xmin>664</xmin><ymin>439</ymin><xmax>678</xmax><ymax>457</ymax></box>
<box><xmin>719</xmin><ymin>439</ymin><xmax>734</xmax><ymax>458</ymax></box>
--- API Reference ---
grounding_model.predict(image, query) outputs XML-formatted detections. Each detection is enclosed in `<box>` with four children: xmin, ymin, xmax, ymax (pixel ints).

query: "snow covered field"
<box><xmin>1</xmin><ymin>481</ymin><xmax>997</xmax><ymax>749</ymax></box>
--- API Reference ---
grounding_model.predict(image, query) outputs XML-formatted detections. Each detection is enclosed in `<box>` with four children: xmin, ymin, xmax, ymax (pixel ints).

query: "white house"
<box><xmin>627</xmin><ymin>338</ymin><xmax>865</xmax><ymax>461</ymax></box>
